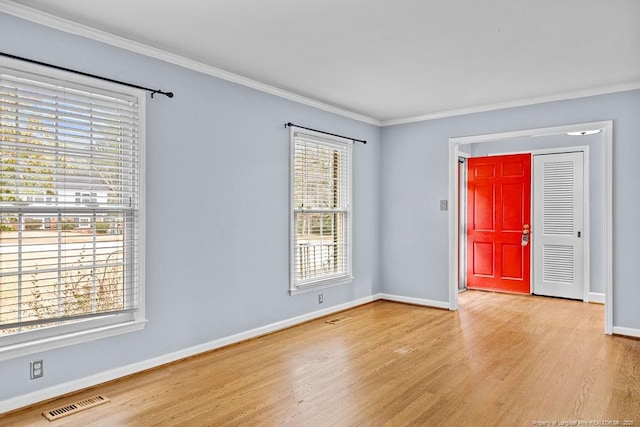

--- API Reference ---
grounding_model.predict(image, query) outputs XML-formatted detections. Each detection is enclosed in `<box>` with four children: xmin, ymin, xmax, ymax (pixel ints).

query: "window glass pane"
<box><xmin>0</xmin><ymin>212</ymin><xmax>128</xmax><ymax>334</ymax></box>
<box><xmin>295</xmin><ymin>212</ymin><xmax>347</xmax><ymax>281</ymax></box>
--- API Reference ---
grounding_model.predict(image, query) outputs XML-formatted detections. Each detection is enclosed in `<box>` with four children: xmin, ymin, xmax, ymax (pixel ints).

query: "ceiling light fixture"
<box><xmin>566</xmin><ymin>129</ymin><xmax>602</xmax><ymax>136</ymax></box>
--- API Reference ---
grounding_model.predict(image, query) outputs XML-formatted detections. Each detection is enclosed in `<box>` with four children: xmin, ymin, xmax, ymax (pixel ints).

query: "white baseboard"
<box><xmin>588</xmin><ymin>292</ymin><xmax>605</xmax><ymax>304</ymax></box>
<box><xmin>1</xmin><ymin>295</ymin><xmax>376</xmax><ymax>415</ymax></box>
<box><xmin>612</xmin><ymin>326</ymin><xmax>640</xmax><ymax>339</ymax></box>
<box><xmin>378</xmin><ymin>293</ymin><xmax>451</xmax><ymax>310</ymax></box>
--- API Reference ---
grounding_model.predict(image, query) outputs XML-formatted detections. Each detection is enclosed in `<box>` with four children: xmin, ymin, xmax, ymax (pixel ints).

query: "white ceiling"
<box><xmin>3</xmin><ymin>0</ymin><xmax>640</xmax><ymax>123</ymax></box>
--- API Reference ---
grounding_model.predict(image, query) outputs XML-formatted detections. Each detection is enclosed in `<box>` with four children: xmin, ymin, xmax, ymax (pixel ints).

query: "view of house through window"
<box><xmin>0</xmin><ymin>62</ymin><xmax>142</xmax><ymax>348</ymax></box>
<box><xmin>291</xmin><ymin>130</ymin><xmax>352</xmax><ymax>293</ymax></box>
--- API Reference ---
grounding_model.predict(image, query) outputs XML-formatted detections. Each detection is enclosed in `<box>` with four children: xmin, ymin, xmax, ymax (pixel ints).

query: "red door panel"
<box><xmin>467</xmin><ymin>153</ymin><xmax>531</xmax><ymax>293</ymax></box>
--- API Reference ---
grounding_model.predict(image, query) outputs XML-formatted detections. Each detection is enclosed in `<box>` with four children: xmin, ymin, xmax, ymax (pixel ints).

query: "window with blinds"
<box><xmin>290</xmin><ymin>128</ymin><xmax>352</xmax><ymax>294</ymax></box>
<box><xmin>0</xmin><ymin>59</ymin><xmax>144</xmax><ymax>355</ymax></box>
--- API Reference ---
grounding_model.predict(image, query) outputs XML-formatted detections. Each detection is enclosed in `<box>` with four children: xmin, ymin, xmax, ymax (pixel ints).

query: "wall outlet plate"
<box><xmin>440</xmin><ymin>200</ymin><xmax>448</xmax><ymax>211</ymax></box>
<box><xmin>318</xmin><ymin>293</ymin><xmax>324</xmax><ymax>304</ymax></box>
<box><xmin>30</xmin><ymin>360</ymin><xmax>43</xmax><ymax>379</ymax></box>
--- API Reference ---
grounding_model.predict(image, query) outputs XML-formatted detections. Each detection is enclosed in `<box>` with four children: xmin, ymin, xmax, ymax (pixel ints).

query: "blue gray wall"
<box><xmin>381</xmin><ymin>90</ymin><xmax>640</xmax><ymax>328</ymax></box>
<box><xmin>0</xmin><ymin>13</ymin><xmax>381</xmax><ymax>402</ymax></box>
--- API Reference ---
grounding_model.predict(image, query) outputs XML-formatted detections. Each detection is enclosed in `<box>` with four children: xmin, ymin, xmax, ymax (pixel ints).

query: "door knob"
<box><xmin>522</xmin><ymin>224</ymin><xmax>530</xmax><ymax>246</ymax></box>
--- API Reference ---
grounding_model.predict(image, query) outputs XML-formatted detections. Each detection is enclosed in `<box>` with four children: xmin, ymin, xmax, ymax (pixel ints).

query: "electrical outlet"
<box><xmin>30</xmin><ymin>360</ymin><xmax>43</xmax><ymax>379</ymax></box>
<box><xmin>318</xmin><ymin>293</ymin><xmax>324</xmax><ymax>304</ymax></box>
<box><xmin>440</xmin><ymin>200</ymin><xmax>448</xmax><ymax>211</ymax></box>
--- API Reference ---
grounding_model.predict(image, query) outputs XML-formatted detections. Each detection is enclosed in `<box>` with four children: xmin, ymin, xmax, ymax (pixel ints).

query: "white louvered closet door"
<box><xmin>533</xmin><ymin>152</ymin><xmax>585</xmax><ymax>300</ymax></box>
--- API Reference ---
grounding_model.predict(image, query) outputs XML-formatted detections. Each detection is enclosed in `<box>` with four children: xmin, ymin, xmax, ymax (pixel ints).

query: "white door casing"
<box><xmin>533</xmin><ymin>152</ymin><xmax>586</xmax><ymax>300</ymax></box>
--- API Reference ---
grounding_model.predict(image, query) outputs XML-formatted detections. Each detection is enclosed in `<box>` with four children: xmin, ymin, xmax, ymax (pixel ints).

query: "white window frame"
<box><xmin>289</xmin><ymin>126</ymin><xmax>353</xmax><ymax>295</ymax></box>
<box><xmin>0</xmin><ymin>56</ymin><xmax>146</xmax><ymax>362</ymax></box>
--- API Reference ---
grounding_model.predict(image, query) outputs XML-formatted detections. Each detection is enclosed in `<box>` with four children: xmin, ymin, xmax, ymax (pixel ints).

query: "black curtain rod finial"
<box><xmin>150</xmin><ymin>91</ymin><xmax>173</xmax><ymax>99</ymax></box>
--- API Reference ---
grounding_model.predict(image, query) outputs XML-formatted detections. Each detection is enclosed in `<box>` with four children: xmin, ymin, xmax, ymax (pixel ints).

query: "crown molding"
<box><xmin>381</xmin><ymin>81</ymin><xmax>640</xmax><ymax>127</ymax></box>
<box><xmin>0</xmin><ymin>1</ymin><xmax>381</xmax><ymax>126</ymax></box>
<box><xmin>2</xmin><ymin>1</ymin><xmax>638</xmax><ymax>128</ymax></box>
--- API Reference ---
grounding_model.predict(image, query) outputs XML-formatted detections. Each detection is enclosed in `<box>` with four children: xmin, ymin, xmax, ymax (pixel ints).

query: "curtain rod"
<box><xmin>285</xmin><ymin>122</ymin><xmax>366</xmax><ymax>144</ymax></box>
<box><xmin>0</xmin><ymin>51</ymin><xmax>174</xmax><ymax>99</ymax></box>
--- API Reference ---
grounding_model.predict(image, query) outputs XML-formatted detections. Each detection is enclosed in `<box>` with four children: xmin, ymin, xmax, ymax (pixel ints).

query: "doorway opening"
<box><xmin>448</xmin><ymin>121</ymin><xmax>613</xmax><ymax>334</ymax></box>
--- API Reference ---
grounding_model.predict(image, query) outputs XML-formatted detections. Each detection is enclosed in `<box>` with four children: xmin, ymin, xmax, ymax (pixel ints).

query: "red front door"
<box><xmin>466</xmin><ymin>153</ymin><xmax>531</xmax><ymax>294</ymax></box>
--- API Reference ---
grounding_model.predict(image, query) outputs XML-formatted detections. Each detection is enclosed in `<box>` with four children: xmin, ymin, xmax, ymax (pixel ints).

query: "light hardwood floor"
<box><xmin>2</xmin><ymin>291</ymin><xmax>639</xmax><ymax>426</ymax></box>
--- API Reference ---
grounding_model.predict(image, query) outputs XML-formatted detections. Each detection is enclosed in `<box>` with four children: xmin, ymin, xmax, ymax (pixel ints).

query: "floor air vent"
<box><xmin>326</xmin><ymin>316</ymin><xmax>350</xmax><ymax>325</ymax></box>
<box><xmin>42</xmin><ymin>395</ymin><xmax>110</xmax><ymax>421</ymax></box>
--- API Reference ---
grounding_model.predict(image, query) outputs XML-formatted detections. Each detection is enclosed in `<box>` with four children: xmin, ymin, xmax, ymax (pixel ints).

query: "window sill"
<box><xmin>0</xmin><ymin>319</ymin><xmax>147</xmax><ymax>362</ymax></box>
<box><xmin>289</xmin><ymin>276</ymin><xmax>354</xmax><ymax>296</ymax></box>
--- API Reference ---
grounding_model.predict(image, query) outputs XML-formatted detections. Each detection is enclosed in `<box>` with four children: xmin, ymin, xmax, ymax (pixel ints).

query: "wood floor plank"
<box><xmin>2</xmin><ymin>291</ymin><xmax>639</xmax><ymax>426</ymax></box>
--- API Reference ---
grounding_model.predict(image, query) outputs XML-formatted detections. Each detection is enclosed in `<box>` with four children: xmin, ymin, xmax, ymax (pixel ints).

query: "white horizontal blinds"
<box><xmin>0</xmin><ymin>71</ymin><xmax>138</xmax><ymax>210</ymax></box>
<box><xmin>0</xmin><ymin>68</ymin><xmax>139</xmax><ymax>334</ymax></box>
<box><xmin>293</xmin><ymin>133</ymin><xmax>351</xmax><ymax>285</ymax></box>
